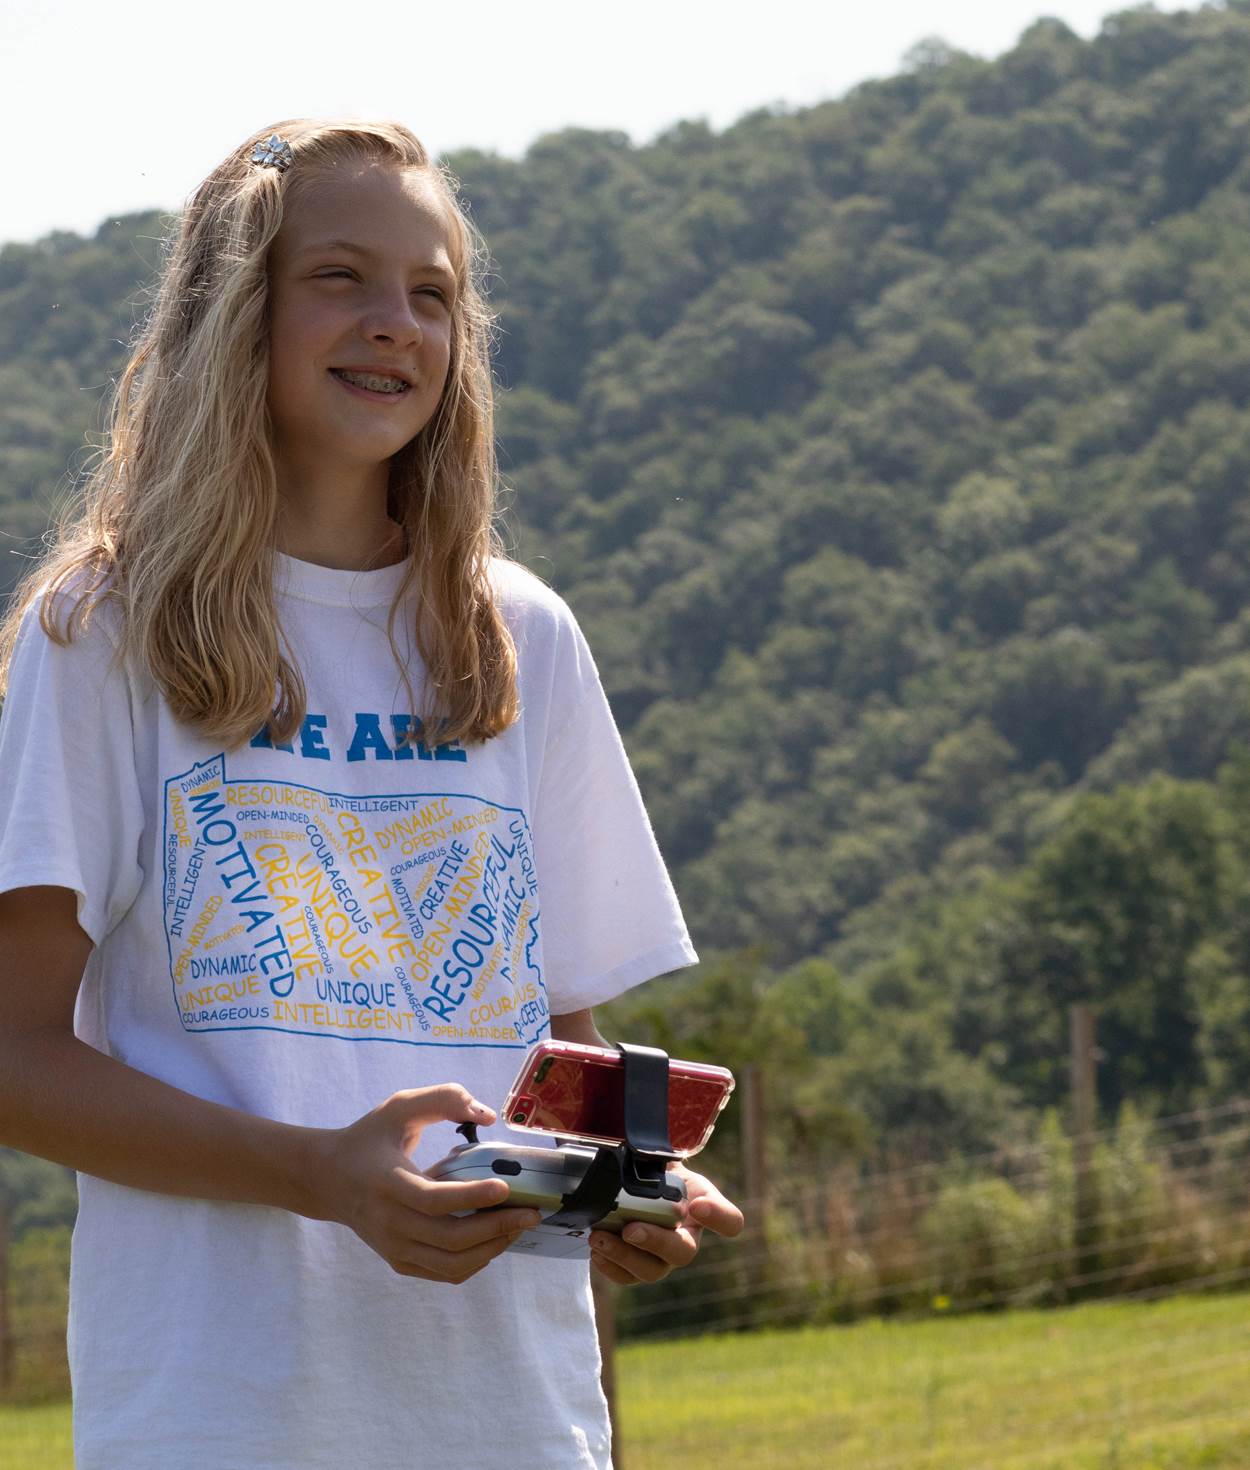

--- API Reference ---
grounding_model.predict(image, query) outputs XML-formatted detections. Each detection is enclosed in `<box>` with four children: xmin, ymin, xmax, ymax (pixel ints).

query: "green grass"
<box><xmin>617</xmin><ymin>1292</ymin><xmax>1250</xmax><ymax>1469</ymax></box>
<box><xmin>0</xmin><ymin>1399</ymin><xmax>72</xmax><ymax>1470</ymax></box>
<box><xmin>6</xmin><ymin>1292</ymin><xmax>1250</xmax><ymax>1468</ymax></box>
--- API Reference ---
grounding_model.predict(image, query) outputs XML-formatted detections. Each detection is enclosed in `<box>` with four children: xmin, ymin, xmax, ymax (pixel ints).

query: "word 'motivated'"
<box><xmin>161</xmin><ymin>755</ymin><xmax>548</xmax><ymax>1050</ymax></box>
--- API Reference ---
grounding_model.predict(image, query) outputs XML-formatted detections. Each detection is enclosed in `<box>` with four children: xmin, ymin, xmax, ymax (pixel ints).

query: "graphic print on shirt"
<box><xmin>161</xmin><ymin>753</ymin><xmax>549</xmax><ymax>1048</ymax></box>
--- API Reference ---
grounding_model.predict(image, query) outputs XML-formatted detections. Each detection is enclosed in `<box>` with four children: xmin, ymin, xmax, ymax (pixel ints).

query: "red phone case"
<box><xmin>501</xmin><ymin>1041</ymin><xmax>734</xmax><ymax>1157</ymax></box>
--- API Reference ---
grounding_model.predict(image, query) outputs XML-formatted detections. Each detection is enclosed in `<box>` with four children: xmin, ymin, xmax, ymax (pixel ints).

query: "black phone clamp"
<box><xmin>540</xmin><ymin>1041</ymin><xmax>678</xmax><ymax>1231</ymax></box>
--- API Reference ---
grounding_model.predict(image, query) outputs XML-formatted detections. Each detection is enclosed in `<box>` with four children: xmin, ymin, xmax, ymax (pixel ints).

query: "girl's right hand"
<box><xmin>307</xmin><ymin>1084</ymin><xmax>540</xmax><ymax>1284</ymax></box>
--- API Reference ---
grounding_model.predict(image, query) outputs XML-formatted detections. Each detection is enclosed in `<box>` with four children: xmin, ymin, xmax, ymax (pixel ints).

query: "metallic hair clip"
<box><xmin>250</xmin><ymin>134</ymin><xmax>293</xmax><ymax>172</ymax></box>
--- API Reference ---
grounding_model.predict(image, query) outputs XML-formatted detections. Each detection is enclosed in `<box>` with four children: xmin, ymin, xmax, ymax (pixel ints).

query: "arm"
<box><xmin>549</xmin><ymin>1007</ymin><xmax>744</xmax><ymax>1285</ymax></box>
<box><xmin>0</xmin><ymin>888</ymin><xmax>320</xmax><ymax>1216</ymax></box>
<box><xmin>548</xmin><ymin>1006</ymin><xmax>612</xmax><ymax>1048</ymax></box>
<box><xmin>0</xmin><ymin>887</ymin><xmax>540</xmax><ymax>1283</ymax></box>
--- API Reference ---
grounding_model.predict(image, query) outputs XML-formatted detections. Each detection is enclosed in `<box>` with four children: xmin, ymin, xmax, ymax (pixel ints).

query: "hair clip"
<box><xmin>250</xmin><ymin>134</ymin><xmax>293</xmax><ymax>172</ymax></box>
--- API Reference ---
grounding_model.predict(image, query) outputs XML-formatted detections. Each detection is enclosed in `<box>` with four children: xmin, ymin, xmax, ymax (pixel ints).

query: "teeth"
<box><xmin>334</xmin><ymin>369</ymin><xmax>408</xmax><ymax>394</ymax></box>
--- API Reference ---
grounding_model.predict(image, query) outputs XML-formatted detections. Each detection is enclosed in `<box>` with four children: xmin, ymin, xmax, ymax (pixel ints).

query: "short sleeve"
<box><xmin>532</xmin><ymin>613</ymin><xmax>698</xmax><ymax>1014</ymax></box>
<box><xmin>0</xmin><ymin>591</ymin><xmax>145</xmax><ymax>947</ymax></box>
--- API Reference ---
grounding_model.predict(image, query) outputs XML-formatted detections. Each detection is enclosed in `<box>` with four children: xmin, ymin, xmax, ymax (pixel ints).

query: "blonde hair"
<box><xmin>0</xmin><ymin>118</ymin><xmax>520</xmax><ymax>751</ymax></box>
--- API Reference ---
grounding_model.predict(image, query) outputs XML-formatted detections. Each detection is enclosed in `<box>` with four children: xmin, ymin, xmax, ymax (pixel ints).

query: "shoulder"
<box><xmin>486</xmin><ymin>556</ymin><xmax>584</xmax><ymax>646</ymax></box>
<box><xmin>486</xmin><ymin>557</ymin><xmax>603</xmax><ymax>714</ymax></box>
<box><xmin>50</xmin><ymin>565</ymin><xmax>125</xmax><ymax>643</ymax></box>
<box><xmin>10</xmin><ymin>563</ymin><xmax>129</xmax><ymax>684</ymax></box>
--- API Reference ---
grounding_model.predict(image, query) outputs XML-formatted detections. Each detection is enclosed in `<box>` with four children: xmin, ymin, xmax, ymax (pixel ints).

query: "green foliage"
<box><xmin>0</xmin><ymin>1153</ymin><xmax>75</xmax><ymax>1235</ymax></box>
<box><xmin>9</xmin><ymin>3</ymin><xmax>1250</xmax><ymax>1283</ymax></box>
<box><xmin>5</xmin><ymin>1226</ymin><xmax>71</xmax><ymax>1402</ymax></box>
<box><xmin>919</xmin><ymin>1175</ymin><xmax>1037</xmax><ymax>1306</ymax></box>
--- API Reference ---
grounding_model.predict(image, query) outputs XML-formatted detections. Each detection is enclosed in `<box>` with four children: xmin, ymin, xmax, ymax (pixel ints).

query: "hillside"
<box><xmin>5</xmin><ymin>3</ymin><xmax>1250</xmax><ymax>1225</ymax></box>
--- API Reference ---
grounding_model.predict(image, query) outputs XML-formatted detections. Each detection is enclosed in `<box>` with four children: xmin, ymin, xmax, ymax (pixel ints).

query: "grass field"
<box><xmin>0</xmin><ymin>1400</ymin><xmax>71</xmax><ymax>1470</ymax></box>
<box><xmin>3</xmin><ymin>1292</ymin><xmax>1250</xmax><ymax>1468</ymax></box>
<box><xmin>617</xmin><ymin>1292</ymin><xmax>1250</xmax><ymax>1470</ymax></box>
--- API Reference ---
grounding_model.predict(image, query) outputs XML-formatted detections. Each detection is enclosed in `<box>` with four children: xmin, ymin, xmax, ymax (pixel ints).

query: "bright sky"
<box><xmin>3</xmin><ymin>0</ymin><xmax>1213</xmax><ymax>246</ymax></box>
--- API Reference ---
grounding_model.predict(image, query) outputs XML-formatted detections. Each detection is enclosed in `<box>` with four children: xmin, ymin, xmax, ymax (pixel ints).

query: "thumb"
<box><xmin>382</xmin><ymin>1083</ymin><xmax>496</xmax><ymax>1150</ymax></box>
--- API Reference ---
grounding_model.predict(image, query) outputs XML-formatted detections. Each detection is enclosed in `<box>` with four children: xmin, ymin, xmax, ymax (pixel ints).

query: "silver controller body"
<box><xmin>426</xmin><ymin>1139</ymin><xmax>686</xmax><ymax>1260</ymax></box>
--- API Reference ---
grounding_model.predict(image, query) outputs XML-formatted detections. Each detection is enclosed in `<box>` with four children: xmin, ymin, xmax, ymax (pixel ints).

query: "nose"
<box><xmin>360</xmin><ymin>286</ymin><xmax>423</xmax><ymax>346</ymax></box>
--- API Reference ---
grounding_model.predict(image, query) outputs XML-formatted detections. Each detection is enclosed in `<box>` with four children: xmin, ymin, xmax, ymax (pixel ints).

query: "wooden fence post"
<box><xmin>1070</xmin><ymin>1003</ymin><xmax>1099</xmax><ymax>1300</ymax></box>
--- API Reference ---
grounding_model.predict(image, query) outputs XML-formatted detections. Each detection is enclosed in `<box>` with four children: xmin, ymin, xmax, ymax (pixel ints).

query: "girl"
<box><xmin>0</xmin><ymin>119</ymin><xmax>742</xmax><ymax>1469</ymax></box>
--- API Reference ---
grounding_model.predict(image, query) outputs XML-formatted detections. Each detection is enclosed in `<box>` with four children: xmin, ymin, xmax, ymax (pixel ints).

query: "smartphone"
<box><xmin>501</xmin><ymin>1040</ymin><xmax>734</xmax><ymax>1158</ymax></box>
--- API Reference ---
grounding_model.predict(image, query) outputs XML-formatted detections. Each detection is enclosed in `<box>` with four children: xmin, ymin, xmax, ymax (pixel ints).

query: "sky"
<box><xmin>2</xmin><ymin>0</ymin><xmax>1215</xmax><ymax>247</ymax></box>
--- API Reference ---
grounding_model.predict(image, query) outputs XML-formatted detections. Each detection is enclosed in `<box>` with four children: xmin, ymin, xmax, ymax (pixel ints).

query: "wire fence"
<box><xmin>4</xmin><ymin>1097</ymin><xmax>1250</xmax><ymax>1468</ymax></box>
<box><xmin>601</xmin><ymin>1095</ymin><xmax>1250</xmax><ymax>1468</ymax></box>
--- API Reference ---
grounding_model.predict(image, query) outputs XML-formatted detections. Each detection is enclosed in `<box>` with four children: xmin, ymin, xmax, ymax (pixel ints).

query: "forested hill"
<box><xmin>5</xmin><ymin>2</ymin><xmax>1250</xmax><ymax>1184</ymax></box>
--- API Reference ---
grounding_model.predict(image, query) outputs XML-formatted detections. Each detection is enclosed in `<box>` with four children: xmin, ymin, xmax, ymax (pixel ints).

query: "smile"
<box><xmin>329</xmin><ymin>368</ymin><xmax>412</xmax><ymax>401</ymax></box>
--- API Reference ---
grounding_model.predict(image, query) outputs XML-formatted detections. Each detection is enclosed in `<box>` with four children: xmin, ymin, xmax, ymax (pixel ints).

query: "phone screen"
<box><xmin>507</xmin><ymin>1050</ymin><xmax>732</xmax><ymax>1155</ymax></box>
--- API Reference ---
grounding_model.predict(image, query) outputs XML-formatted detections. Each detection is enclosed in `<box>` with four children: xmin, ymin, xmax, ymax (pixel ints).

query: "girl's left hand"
<box><xmin>588</xmin><ymin>1164</ymin><xmax>744</xmax><ymax>1285</ymax></box>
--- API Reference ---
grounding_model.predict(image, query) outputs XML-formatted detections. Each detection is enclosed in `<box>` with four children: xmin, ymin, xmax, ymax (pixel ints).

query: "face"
<box><xmin>265</xmin><ymin>162</ymin><xmax>457</xmax><ymax>485</ymax></box>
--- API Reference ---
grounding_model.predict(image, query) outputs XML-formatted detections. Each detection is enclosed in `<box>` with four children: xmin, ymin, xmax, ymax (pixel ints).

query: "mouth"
<box><xmin>329</xmin><ymin>367</ymin><xmax>413</xmax><ymax>401</ymax></box>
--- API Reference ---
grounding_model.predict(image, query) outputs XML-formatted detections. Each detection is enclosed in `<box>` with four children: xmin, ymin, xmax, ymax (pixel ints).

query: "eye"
<box><xmin>316</xmin><ymin>271</ymin><xmax>447</xmax><ymax>304</ymax></box>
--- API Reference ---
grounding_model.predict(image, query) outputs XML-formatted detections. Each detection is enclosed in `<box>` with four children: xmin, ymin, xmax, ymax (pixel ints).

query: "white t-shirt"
<box><xmin>0</xmin><ymin>550</ymin><xmax>698</xmax><ymax>1470</ymax></box>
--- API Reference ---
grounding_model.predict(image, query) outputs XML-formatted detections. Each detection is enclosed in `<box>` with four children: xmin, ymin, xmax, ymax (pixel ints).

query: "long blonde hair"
<box><xmin>0</xmin><ymin>118</ymin><xmax>519</xmax><ymax>751</ymax></box>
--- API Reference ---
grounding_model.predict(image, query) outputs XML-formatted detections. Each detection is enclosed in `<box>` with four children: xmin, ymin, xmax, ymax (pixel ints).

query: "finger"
<box><xmin>392</xmin><ymin>1170</ymin><xmax>511</xmax><ymax>1218</ymax></box>
<box><xmin>589</xmin><ymin>1226</ymin><xmax>694</xmax><ymax>1283</ymax></box>
<box><xmin>385</xmin><ymin>1083</ymin><xmax>497</xmax><ymax>1133</ymax></box>
<box><xmin>398</xmin><ymin>1204</ymin><xmax>541</xmax><ymax>1252</ymax></box>
<box><xmin>393</xmin><ymin>1226</ymin><xmax>524</xmax><ymax>1284</ymax></box>
<box><xmin>590</xmin><ymin>1254</ymin><xmax>636</xmax><ymax>1287</ymax></box>
<box><xmin>688</xmin><ymin>1193</ymin><xmax>745</xmax><ymax>1239</ymax></box>
<box><xmin>621</xmin><ymin>1221</ymin><xmax>702</xmax><ymax>1269</ymax></box>
<box><xmin>589</xmin><ymin>1235</ymin><xmax>669</xmax><ymax>1283</ymax></box>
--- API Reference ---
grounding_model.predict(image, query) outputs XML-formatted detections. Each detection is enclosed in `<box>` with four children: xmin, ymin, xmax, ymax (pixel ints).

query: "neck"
<box><xmin>273</xmin><ymin>463</ymin><xmax>405</xmax><ymax>571</ymax></box>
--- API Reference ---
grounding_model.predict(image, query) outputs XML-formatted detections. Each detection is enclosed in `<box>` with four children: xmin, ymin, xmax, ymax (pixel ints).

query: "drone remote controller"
<box><xmin>426</xmin><ymin>1041</ymin><xmax>701</xmax><ymax>1259</ymax></box>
